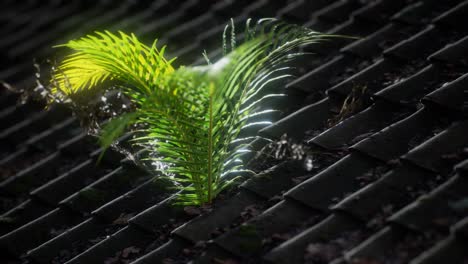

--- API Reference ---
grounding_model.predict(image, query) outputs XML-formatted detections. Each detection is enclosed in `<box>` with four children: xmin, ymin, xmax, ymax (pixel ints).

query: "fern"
<box><xmin>50</xmin><ymin>19</ymin><xmax>334</xmax><ymax>206</ymax></box>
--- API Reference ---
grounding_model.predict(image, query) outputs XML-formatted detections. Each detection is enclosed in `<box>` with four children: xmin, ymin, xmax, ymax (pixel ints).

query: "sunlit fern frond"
<box><xmin>202</xmin><ymin>18</ymin><xmax>333</xmax><ymax>201</ymax></box>
<box><xmin>50</xmin><ymin>19</ymin><xmax>337</xmax><ymax>206</ymax></box>
<box><xmin>52</xmin><ymin>31</ymin><xmax>175</xmax><ymax>96</ymax></box>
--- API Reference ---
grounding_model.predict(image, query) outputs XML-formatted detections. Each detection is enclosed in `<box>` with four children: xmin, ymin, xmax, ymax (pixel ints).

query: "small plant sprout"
<box><xmin>48</xmin><ymin>18</ymin><xmax>334</xmax><ymax>206</ymax></box>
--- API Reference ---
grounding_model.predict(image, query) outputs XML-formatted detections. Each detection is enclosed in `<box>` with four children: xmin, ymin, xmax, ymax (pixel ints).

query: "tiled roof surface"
<box><xmin>1</xmin><ymin>0</ymin><xmax>468</xmax><ymax>263</ymax></box>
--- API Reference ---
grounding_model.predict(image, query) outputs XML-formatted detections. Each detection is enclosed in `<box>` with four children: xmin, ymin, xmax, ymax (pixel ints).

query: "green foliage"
<box><xmin>50</xmin><ymin>19</ymin><xmax>333</xmax><ymax>206</ymax></box>
<box><xmin>97</xmin><ymin>112</ymin><xmax>138</xmax><ymax>162</ymax></box>
<box><xmin>51</xmin><ymin>31</ymin><xmax>174</xmax><ymax>96</ymax></box>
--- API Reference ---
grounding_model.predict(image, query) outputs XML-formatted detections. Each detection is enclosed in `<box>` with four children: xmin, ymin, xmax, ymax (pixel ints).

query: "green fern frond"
<box><xmin>52</xmin><ymin>31</ymin><xmax>175</xmax><ymax>96</ymax></box>
<box><xmin>50</xmin><ymin>19</ymin><xmax>336</xmax><ymax>206</ymax></box>
<box><xmin>97</xmin><ymin>112</ymin><xmax>138</xmax><ymax>162</ymax></box>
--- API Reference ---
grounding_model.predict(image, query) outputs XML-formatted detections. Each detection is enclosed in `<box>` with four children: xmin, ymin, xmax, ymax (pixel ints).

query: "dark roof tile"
<box><xmin>192</xmin><ymin>243</ymin><xmax>239</xmax><ymax>264</ymax></box>
<box><xmin>91</xmin><ymin>177</ymin><xmax>174</xmax><ymax>223</ymax></box>
<box><xmin>60</xmin><ymin>166</ymin><xmax>149</xmax><ymax>215</ymax></box>
<box><xmin>0</xmin><ymin>146</ymin><xmax>28</xmax><ymax>170</ymax></box>
<box><xmin>351</xmin><ymin>107</ymin><xmax>450</xmax><ymax>162</ymax></box>
<box><xmin>211</xmin><ymin>0</ymin><xmax>248</xmax><ymax>18</ymax></box>
<box><xmin>309</xmin><ymin>2</ymin><xmax>357</xmax><ymax>31</ymax></box>
<box><xmin>377</xmin><ymin>164</ymin><xmax>436</xmax><ymax>192</ymax></box>
<box><xmin>402</xmin><ymin>119</ymin><xmax>468</xmax><ymax>173</ymax></box>
<box><xmin>433</xmin><ymin>0</ymin><xmax>468</xmax><ymax>30</ymax></box>
<box><xmin>0</xmin><ymin>110</ymin><xmax>58</xmax><ymax>147</ymax></box>
<box><xmin>410</xmin><ymin>236</ymin><xmax>468</xmax><ymax>264</ymax></box>
<box><xmin>172</xmin><ymin>190</ymin><xmax>260</xmax><ymax>243</ymax></box>
<box><xmin>128</xmin><ymin>194</ymin><xmax>187</xmax><ymax>235</ymax></box>
<box><xmin>332</xmin><ymin>177</ymin><xmax>411</xmax><ymax>222</ymax></box>
<box><xmin>423</xmin><ymin>72</ymin><xmax>468</xmax><ymax>114</ymax></box>
<box><xmin>0</xmin><ymin>152</ymin><xmax>61</xmax><ymax>196</ymax></box>
<box><xmin>310</xmin><ymin>101</ymin><xmax>408</xmax><ymax>150</ymax></box>
<box><xmin>389</xmin><ymin>175</ymin><xmax>468</xmax><ymax>232</ymax></box>
<box><xmin>353</xmin><ymin>225</ymin><xmax>445</xmax><ymax>263</ymax></box>
<box><xmin>344</xmin><ymin>225</ymin><xmax>406</xmax><ymax>261</ymax></box>
<box><xmin>0</xmin><ymin>199</ymin><xmax>53</xmax><ymax>236</ymax></box>
<box><xmin>0</xmin><ymin>91</ymin><xmax>18</xmax><ymax>108</ymax></box>
<box><xmin>453</xmin><ymin>216</ymin><xmax>468</xmax><ymax>240</ymax></box>
<box><xmin>455</xmin><ymin>159</ymin><xmax>468</xmax><ymax>174</ymax></box>
<box><xmin>28</xmin><ymin>178</ymin><xmax>174</xmax><ymax>262</ymax></box>
<box><xmin>429</xmin><ymin>35</ymin><xmax>468</xmax><ymax>65</ymax></box>
<box><xmin>341</xmin><ymin>23</ymin><xmax>416</xmax><ymax>59</ymax></box>
<box><xmin>130</xmin><ymin>237</ymin><xmax>191</xmax><ymax>264</ymax></box>
<box><xmin>264</xmin><ymin>213</ymin><xmax>361</xmax><ymax>264</ymax></box>
<box><xmin>288</xmin><ymin>55</ymin><xmax>355</xmax><ymax>93</ymax></box>
<box><xmin>277</xmin><ymin>0</ymin><xmax>330</xmax><ymax>22</ymax></box>
<box><xmin>242</xmin><ymin>0</ymin><xmax>280</xmax><ymax>18</ymax></box>
<box><xmin>213</xmin><ymin>200</ymin><xmax>317</xmax><ymax>259</ymax></box>
<box><xmin>27</xmin><ymin>217</ymin><xmax>109</xmax><ymax>264</ymax></box>
<box><xmin>313</xmin><ymin>0</ymin><xmax>363</xmax><ymax>24</ymax></box>
<box><xmin>391</xmin><ymin>0</ymin><xmax>460</xmax><ymax>26</ymax></box>
<box><xmin>66</xmin><ymin>225</ymin><xmax>153</xmax><ymax>264</ymax></box>
<box><xmin>0</xmin><ymin>207</ymin><xmax>82</xmax><ymax>257</ymax></box>
<box><xmin>330</xmin><ymin>258</ymin><xmax>347</xmax><ymax>264</ymax></box>
<box><xmin>0</xmin><ymin>105</ymin><xmax>18</xmax><ymax>130</ymax></box>
<box><xmin>240</xmin><ymin>160</ymin><xmax>308</xmax><ymax>199</ymax></box>
<box><xmin>0</xmin><ymin>102</ymin><xmax>42</xmax><ymax>131</ymax></box>
<box><xmin>327</xmin><ymin>58</ymin><xmax>402</xmax><ymax>99</ymax></box>
<box><xmin>285</xmin><ymin>153</ymin><xmax>380</xmax><ymax>211</ymax></box>
<box><xmin>328</xmin><ymin>19</ymin><xmax>379</xmax><ymax>45</ymax></box>
<box><xmin>351</xmin><ymin>0</ymin><xmax>407</xmax><ymax>24</ymax></box>
<box><xmin>375</xmin><ymin>64</ymin><xmax>442</xmax><ymax>106</ymax></box>
<box><xmin>165</xmin><ymin>14</ymin><xmax>216</xmax><ymax>45</ymax></box>
<box><xmin>25</xmin><ymin>117</ymin><xmax>79</xmax><ymax>148</ymax></box>
<box><xmin>30</xmin><ymin>159</ymin><xmax>104</xmax><ymax>206</ymax></box>
<box><xmin>384</xmin><ymin>25</ymin><xmax>446</xmax><ymax>61</ymax></box>
<box><xmin>58</xmin><ymin>133</ymin><xmax>97</xmax><ymax>156</ymax></box>
<box><xmin>259</xmin><ymin>98</ymin><xmax>331</xmax><ymax>140</ymax></box>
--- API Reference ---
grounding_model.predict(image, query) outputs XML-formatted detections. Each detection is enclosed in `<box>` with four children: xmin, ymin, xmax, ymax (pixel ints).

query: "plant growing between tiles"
<box><xmin>42</xmin><ymin>18</ymin><xmax>332</xmax><ymax>206</ymax></box>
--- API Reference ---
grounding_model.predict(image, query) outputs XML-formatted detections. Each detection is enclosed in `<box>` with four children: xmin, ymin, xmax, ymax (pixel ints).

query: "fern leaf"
<box><xmin>98</xmin><ymin>112</ymin><xmax>138</xmax><ymax>162</ymax></box>
<box><xmin>50</xmin><ymin>19</ymin><xmax>337</xmax><ymax>206</ymax></box>
<box><xmin>52</xmin><ymin>31</ymin><xmax>174</xmax><ymax>96</ymax></box>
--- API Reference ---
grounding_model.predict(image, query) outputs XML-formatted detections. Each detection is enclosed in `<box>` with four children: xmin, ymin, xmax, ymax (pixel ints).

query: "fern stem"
<box><xmin>207</xmin><ymin>83</ymin><xmax>215</xmax><ymax>204</ymax></box>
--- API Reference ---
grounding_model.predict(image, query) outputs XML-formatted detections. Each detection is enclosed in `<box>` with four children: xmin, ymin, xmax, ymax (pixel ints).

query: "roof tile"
<box><xmin>429</xmin><ymin>35</ymin><xmax>468</xmax><ymax>65</ymax></box>
<box><xmin>351</xmin><ymin>107</ymin><xmax>450</xmax><ymax>162</ymax></box>
<box><xmin>264</xmin><ymin>213</ymin><xmax>361</xmax><ymax>264</ymax></box>
<box><xmin>285</xmin><ymin>153</ymin><xmax>380</xmax><ymax>211</ymax></box>
<box><xmin>389</xmin><ymin>175</ymin><xmax>468</xmax><ymax>232</ymax></box>
<box><xmin>423</xmin><ymin>72</ymin><xmax>468</xmax><ymax>114</ymax></box>
<box><xmin>410</xmin><ymin>236</ymin><xmax>468</xmax><ymax>264</ymax></box>
<box><xmin>433</xmin><ymin>0</ymin><xmax>468</xmax><ymax>29</ymax></box>
<box><xmin>310</xmin><ymin>101</ymin><xmax>408</xmax><ymax>150</ymax></box>
<box><xmin>402</xmin><ymin>119</ymin><xmax>468</xmax><ymax>172</ymax></box>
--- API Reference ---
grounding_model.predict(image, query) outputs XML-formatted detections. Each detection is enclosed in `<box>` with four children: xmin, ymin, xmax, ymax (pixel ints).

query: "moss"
<box><xmin>236</xmin><ymin>224</ymin><xmax>263</xmax><ymax>254</ymax></box>
<box><xmin>0</xmin><ymin>216</ymin><xmax>15</xmax><ymax>223</ymax></box>
<box><xmin>115</xmin><ymin>171</ymin><xmax>133</xmax><ymax>185</ymax></box>
<box><xmin>79</xmin><ymin>187</ymin><xmax>106</xmax><ymax>202</ymax></box>
<box><xmin>151</xmin><ymin>177</ymin><xmax>175</xmax><ymax>190</ymax></box>
<box><xmin>12</xmin><ymin>182</ymin><xmax>30</xmax><ymax>194</ymax></box>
